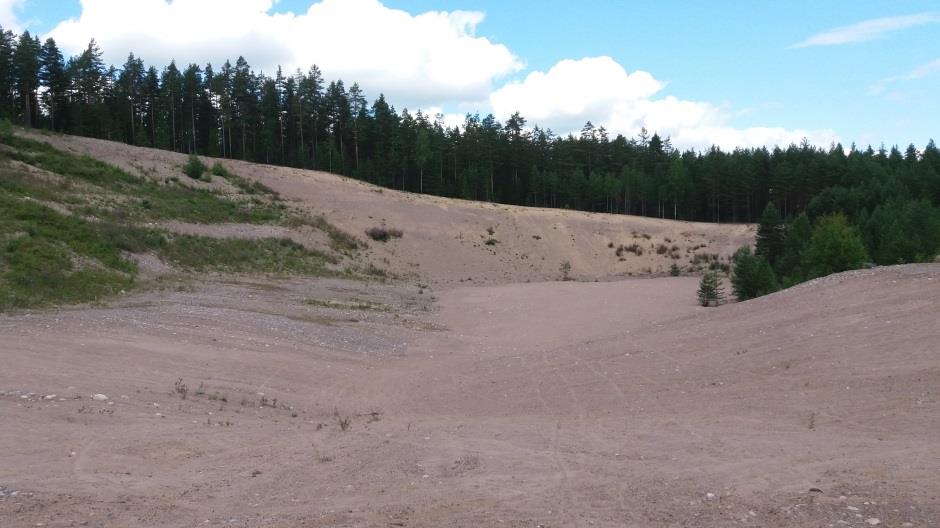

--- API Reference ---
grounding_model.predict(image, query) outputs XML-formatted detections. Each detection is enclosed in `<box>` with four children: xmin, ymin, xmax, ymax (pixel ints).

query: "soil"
<box><xmin>2</xmin><ymin>265</ymin><xmax>939</xmax><ymax>527</ymax></box>
<box><xmin>2</xmin><ymin>134</ymin><xmax>939</xmax><ymax>527</ymax></box>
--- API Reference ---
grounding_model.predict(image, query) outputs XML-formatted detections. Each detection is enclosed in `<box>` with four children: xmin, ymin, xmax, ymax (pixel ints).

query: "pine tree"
<box><xmin>697</xmin><ymin>271</ymin><xmax>724</xmax><ymax>307</ymax></box>
<box><xmin>12</xmin><ymin>31</ymin><xmax>41</xmax><ymax>127</ymax></box>
<box><xmin>39</xmin><ymin>38</ymin><xmax>67</xmax><ymax>131</ymax></box>
<box><xmin>731</xmin><ymin>246</ymin><xmax>779</xmax><ymax>301</ymax></box>
<box><xmin>755</xmin><ymin>202</ymin><xmax>785</xmax><ymax>266</ymax></box>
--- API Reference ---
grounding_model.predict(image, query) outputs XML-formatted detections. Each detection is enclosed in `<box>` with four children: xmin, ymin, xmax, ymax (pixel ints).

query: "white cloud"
<box><xmin>48</xmin><ymin>0</ymin><xmax>521</xmax><ymax>109</ymax></box>
<box><xmin>792</xmin><ymin>13</ymin><xmax>940</xmax><ymax>48</ymax></box>
<box><xmin>489</xmin><ymin>56</ymin><xmax>837</xmax><ymax>151</ymax></box>
<box><xmin>0</xmin><ymin>0</ymin><xmax>24</xmax><ymax>31</ymax></box>
<box><xmin>870</xmin><ymin>57</ymin><xmax>940</xmax><ymax>95</ymax></box>
<box><xmin>45</xmin><ymin>0</ymin><xmax>839</xmax><ymax>150</ymax></box>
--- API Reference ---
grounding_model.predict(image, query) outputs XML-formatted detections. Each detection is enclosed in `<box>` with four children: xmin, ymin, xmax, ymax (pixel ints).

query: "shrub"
<box><xmin>365</xmin><ymin>226</ymin><xmax>403</xmax><ymax>242</ymax></box>
<box><xmin>210</xmin><ymin>162</ymin><xmax>230</xmax><ymax>177</ymax></box>
<box><xmin>484</xmin><ymin>238</ymin><xmax>498</xmax><ymax>246</ymax></box>
<box><xmin>560</xmin><ymin>260</ymin><xmax>572</xmax><ymax>281</ymax></box>
<box><xmin>182</xmin><ymin>154</ymin><xmax>207</xmax><ymax>179</ymax></box>
<box><xmin>669</xmin><ymin>263</ymin><xmax>681</xmax><ymax>276</ymax></box>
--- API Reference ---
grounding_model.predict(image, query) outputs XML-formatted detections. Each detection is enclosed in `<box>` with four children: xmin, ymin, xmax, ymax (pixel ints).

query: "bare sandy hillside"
<box><xmin>31</xmin><ymin>132</ymin><xmax>754</xmax><ymax>285</ymax></box>
<box><xmin>2</xmin><ymin>264</ymin><xmax>938</xmax><ymax>527</ymax></box>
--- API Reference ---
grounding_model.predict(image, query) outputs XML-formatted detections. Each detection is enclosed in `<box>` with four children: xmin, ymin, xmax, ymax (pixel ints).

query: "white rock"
<box><xmin>847</xmin><ymin>506</ymin><xmax>860</xmax><ymax>511</ymax></box>
<box><xmin>865</xmin><ymin>519</ymin><xmax>880</xmax><ymax>526</ymax></box>
<box><xmin>91</xmin><ymin>394</ymin><xmax>108</xmax><ymax>401</ymax></box>
<box><xmin>44</xmin><ymin>394</ymin><xmax>57</xmax><ymax>400</ymax></box>
<box><xmin>705</xmin><ymin>492</ymin><xmax>716</xmax><ymax>501</ymax></box>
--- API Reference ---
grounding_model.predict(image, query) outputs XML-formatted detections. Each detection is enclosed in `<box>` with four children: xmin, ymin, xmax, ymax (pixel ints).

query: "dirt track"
<box><xmin>2</xmin><ymin>265</ymin><xmax>939</xmax><ymax>527</ymax></box>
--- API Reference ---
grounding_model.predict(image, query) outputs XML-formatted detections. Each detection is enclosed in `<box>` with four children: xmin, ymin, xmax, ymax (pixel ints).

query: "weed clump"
<box><xmin>182</xmin><ymin>154</ymin><xmax>207</xmax><ymax>180</ymax></box>
<box><xmin>365</xmin><ymin>226</ymin><xmax>403</xmax><ymax>242</ymax></box>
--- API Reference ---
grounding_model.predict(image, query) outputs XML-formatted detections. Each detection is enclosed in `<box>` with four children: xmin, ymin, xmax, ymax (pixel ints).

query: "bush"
<box><xmin>365</xmin><ymin>226</ymin><xmax>403</xmax><ymax>242</ymax></box>
<box><xmin>730</xmin><ymin>246</ymin><xmax>778</xmax><ymax>301</ymax></box>
<box><xmin>182</xmin><ymin>154</ymin><xmax>207</xmax><ymax>179</ymax></box>
<box><xmin>210</xmin><ymin>162</ymin><xmax>230</xmax><ymax>178</ymax></box>
<box><xmin>669</xmin><ymin>263</ymin><xmax>681</xmax><ymax>276</ymax></box>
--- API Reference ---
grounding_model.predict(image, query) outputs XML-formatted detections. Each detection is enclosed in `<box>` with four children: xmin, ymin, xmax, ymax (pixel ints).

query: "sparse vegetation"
<box><xmin>334</xmin><ymin>408</ymin><xmax>351</xmax><ymax>431</ymax></box>
<box><xmin>4</xmin><ymin>135</ymin><xmax>285</xmax><ymax>224</ymax></box>
<box><xmin>615</xmin><ymin>243</ymin><xmax>643</xmax><ymax>257</ymax></box>
<box><xmin>0</xmin><ymin>190</ymin><xmax>135</xmax><ymax>310</ymax></box>
<box><xmin>160</xmin><ymin>235</ymin><xmax>334</xmax><ymax>274</ymax></box>
<box><xmin>304</xmin><ymin>298</ymin><xmax>388</xmax><ymax>311</ymax></box>
<box><xmin>182</xmin><ymin>154</ymin><xmax>207</xmax><ymax>180</ymax></box>
<box><xmin>365</xmin><ymin>226</ymin><xmax>403</xmax><ymax>242</ymax></box>
<box><xmin>560</xmin><ymin>260</ymin><xmax>572</xmax><ymax>281</ymax></box>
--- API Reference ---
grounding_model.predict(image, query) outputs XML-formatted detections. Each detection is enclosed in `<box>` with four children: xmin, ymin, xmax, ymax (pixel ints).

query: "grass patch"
<box><xmin>159</xmin><ymin>235</ymin><xmax>335</xmax><ymax>274</ymax></box>
<box><xmin>0</xmin><ymin>190</ymin><xmax>135</xmax><ymax>310</ymax></box>
<box><xmin>213</xmin><ymin>162</ymin><xmax>280</xmax><ymax>197</ymax></box>
<box><xmin>0</xmin><ymin>190</ymin><xmax>336</xmax><ymax>310</ymax></box>
<box><xmin>291</xmin><ymin>214</ymin><xmax>364</xmax><ymax>253</ymax></box>
<box><xmin>4</xmin><ymin>135</ymin><xmax>285</xmax><ymax>224</ymax></box>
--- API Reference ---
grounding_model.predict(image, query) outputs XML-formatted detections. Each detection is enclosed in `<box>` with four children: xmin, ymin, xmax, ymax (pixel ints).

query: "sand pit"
<box><xmin>2</xmin><ymin>265</ymin><xmax>939</xmax><ymax>527</ymax></box>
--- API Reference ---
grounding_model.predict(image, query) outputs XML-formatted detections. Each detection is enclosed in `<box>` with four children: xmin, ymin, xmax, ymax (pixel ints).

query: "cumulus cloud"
<box><xmin>0</xmin><ymin>0</ymin><xmax>24</xmax><ymax>31</ymax></box>
<box><xmin>48</xmin><ymin>0</ymin><xmax>522</xmax><ymax>109</ymax></box>
<box><xmin>45</xmin><ymin>0</ymin><xmax>838</xmax><ymax>150</ymax></box>
<box><xmin>489</xmin><ymin>56</ymin><xmax>837</xmax><ymax>150</ymax></box>
<box><xmin>792</xmin><ymin>13</ymin><xmax>940</xmax><ymax>48</ymax></box>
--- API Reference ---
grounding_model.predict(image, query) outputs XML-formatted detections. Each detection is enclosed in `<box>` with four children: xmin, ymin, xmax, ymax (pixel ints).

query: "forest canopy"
<box><xmin>1</xmin><ymin>27</ymin><xmax>938</xmax><ymax>274</ymax></box>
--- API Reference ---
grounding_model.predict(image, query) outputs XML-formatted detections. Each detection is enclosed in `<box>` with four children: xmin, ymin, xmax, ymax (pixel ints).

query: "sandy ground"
<box><xmin>29</xmin><ymin>133</ymin><xmax>754</xmax><ymax>286</ymax></box>
<box><xmin>2</xmin><ymin>264</ymin><xmax>939</xmax><ymax>527</ymax></box>
<box><xmin>4</xmin><ymin>134</ymin><xmax>939</xmax><ymax>526</ymax></box>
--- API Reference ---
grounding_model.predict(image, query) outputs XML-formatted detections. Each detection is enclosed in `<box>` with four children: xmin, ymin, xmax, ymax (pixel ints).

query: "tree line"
<box><xmin>2</xmin><ymin>27</ymin><xmax>939</xmax><ymax>269</ymax></box>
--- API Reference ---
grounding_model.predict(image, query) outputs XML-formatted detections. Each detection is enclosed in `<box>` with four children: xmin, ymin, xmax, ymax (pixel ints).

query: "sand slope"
<box><xmin>29</xmin><ymin>133</ymin><xmax>754</xmax><ymax>285</ymax></box>
<box><xmin>2</xmin><ymin>265</ymin><xmax>938</xmax><ymax>527</ymax></box>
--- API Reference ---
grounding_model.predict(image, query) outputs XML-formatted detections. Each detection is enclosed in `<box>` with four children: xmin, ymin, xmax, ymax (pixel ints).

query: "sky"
<box><xmin>1</xmin><ymin>0</ymin><xmax>938</xmax><ymax>151</ymax></box>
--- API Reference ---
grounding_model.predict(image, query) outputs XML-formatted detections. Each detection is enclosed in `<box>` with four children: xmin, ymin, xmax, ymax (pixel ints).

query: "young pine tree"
<box><xmin>697</xmin><ymin>271</ymin><xmax>724</xmax><ymax>307</ymax></box>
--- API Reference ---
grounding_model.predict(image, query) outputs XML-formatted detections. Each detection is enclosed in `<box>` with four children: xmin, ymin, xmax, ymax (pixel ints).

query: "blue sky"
<box><xmin>2</xmin><ymin>0</ymin><xmax>938</xmax><ymax>150</ymax></box>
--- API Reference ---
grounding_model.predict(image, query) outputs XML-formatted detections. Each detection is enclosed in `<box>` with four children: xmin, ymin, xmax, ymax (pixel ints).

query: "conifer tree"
<box><xmin>755</xmin><ymin>202</ymin><xmax>785</xmax><ymax>266</ymax></box>
<box><xmin>697</xmin><ymin>271</ymin><xmax>724</xmax><ymax>307</ymax></box>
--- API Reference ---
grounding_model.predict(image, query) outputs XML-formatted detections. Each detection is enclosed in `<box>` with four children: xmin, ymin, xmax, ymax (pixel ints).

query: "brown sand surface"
<box><xmin>30</xmin><ymin>133</ymin><xmax>754</xmax><ymax>286</ymax></box>
<box><xmin>2</xmin><ymin>265</ymin><xmax>939</xmax><ymax>527</ymax></box>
